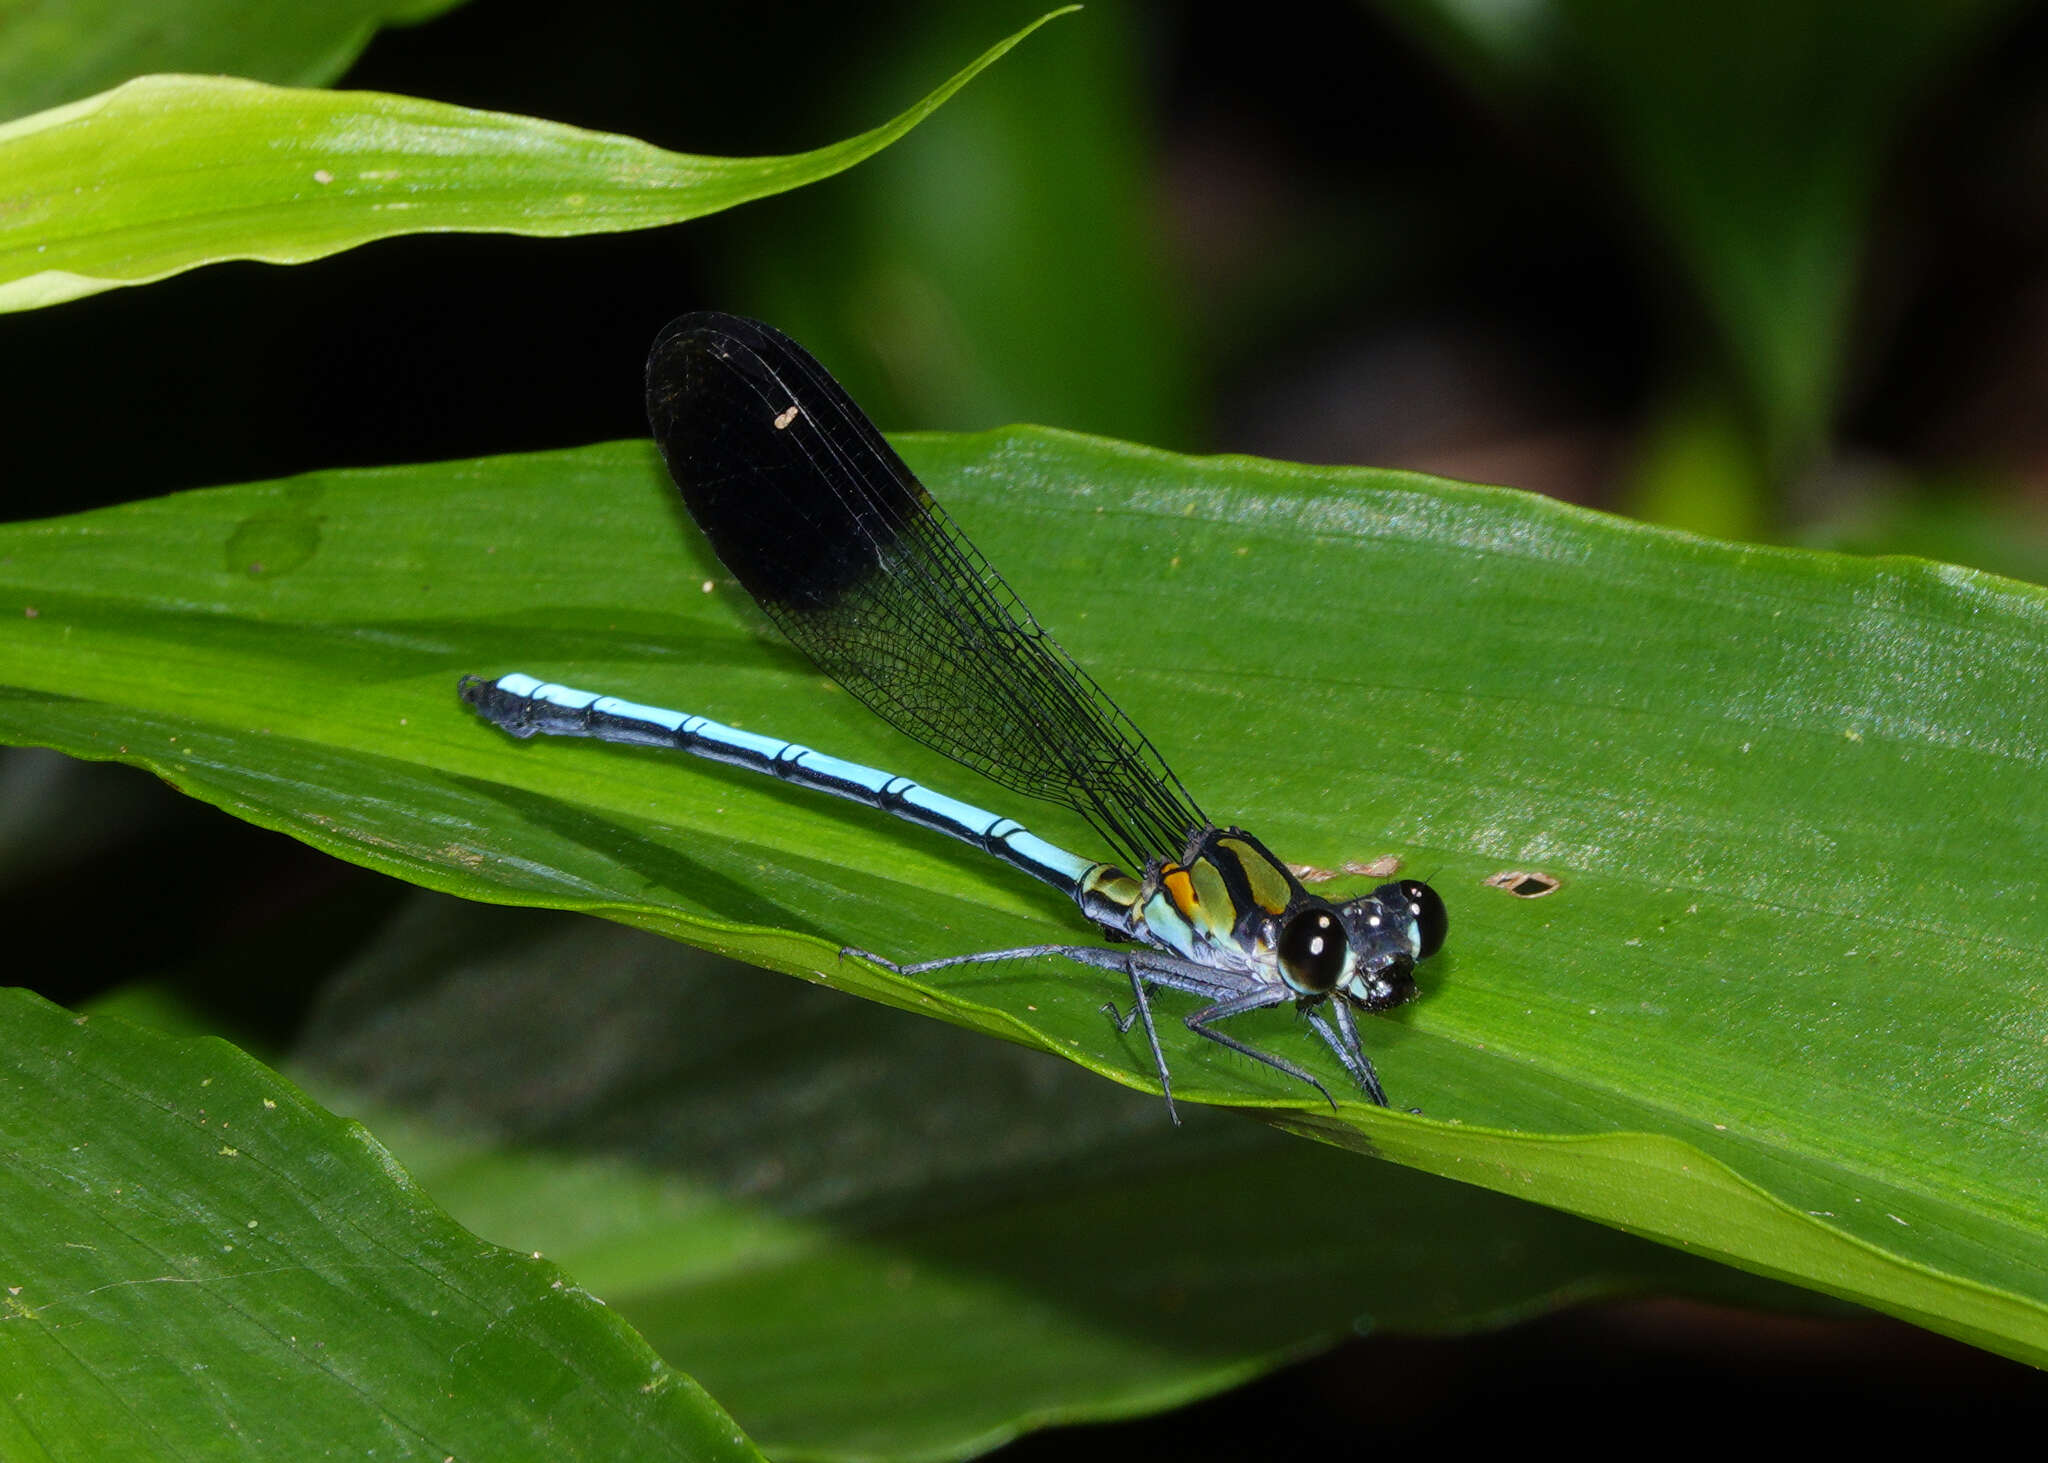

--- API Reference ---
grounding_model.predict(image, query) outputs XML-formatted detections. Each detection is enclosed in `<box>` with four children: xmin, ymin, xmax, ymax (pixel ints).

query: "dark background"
<box><xmin>15</xmin><ymin>0</ymin><xmax>2048</xmax><ymax>550</ymax></box>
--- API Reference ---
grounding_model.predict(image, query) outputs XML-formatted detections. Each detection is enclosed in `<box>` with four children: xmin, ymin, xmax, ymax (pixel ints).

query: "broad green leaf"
<box><xmin>252</xmin><ymin>890</ymin><xmax>1810</xmax><ymax>1461</ymax></box>
<box><xmin>0</xmin><ymin>432</ymin><xmax>2042</xmax><ymax>1369</ymax></box>
<box><xmin>0</xmin><ymin>986</ymin><xmax>763</xmax><ymax>1462</ymax></box>
<box><xmin>0</xmin><ymin>7</ymin><xmax>1074</xmax><ymax>311</ymax></box>
<box><xmin>0</xmin><ymin>0</ymin><xmax>469</xmax><ymax>122</ymax></box>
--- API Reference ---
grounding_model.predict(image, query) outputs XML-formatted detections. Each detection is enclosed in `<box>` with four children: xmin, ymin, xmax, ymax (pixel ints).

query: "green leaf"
<box><xmin>0</xmin><ymin>986</ymin><xmax>764</xmax><ymax>1461</ymax></box>
<box><xmin>249</xmin><ymin>890</ymin><xmax>1815</xmax><ymax>1463</ymax></box>
<box><xmin>0</xmin><ymin>7</ymin><xmax>1076</xmax><ymax>312</ymax></box>
<box><xmin>0</xmin><ymin>431</ymin><xmax>2043</xmax><ymax>1369</ymax></box>
<box><xmin>0</xmin><ymin>0</ymin><xmax>469</xmax><ymax>121</ymax></box>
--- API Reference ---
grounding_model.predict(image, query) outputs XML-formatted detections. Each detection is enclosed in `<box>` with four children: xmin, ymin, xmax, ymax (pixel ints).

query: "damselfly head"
<box><xmin>1294</xmin><ymin>885</ymin><xmax>1441</xmax><ymax>1008</ymax></box>
<box><xmin>1275</xmin><ymin>882</ymin><xmax>1438</xmax><ymax>1005</ymax></box>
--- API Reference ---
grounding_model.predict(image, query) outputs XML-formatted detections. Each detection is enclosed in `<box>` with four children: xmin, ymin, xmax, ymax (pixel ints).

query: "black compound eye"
<box><xmin>1396</xmin><ymin>879</ymin><xmax>1448</xmax><ymax>958</ymax></box>
<box><xmin>1277</xmin><ymin>909</ymin><xmax>1346</xmax><ymax>995</ymax></box>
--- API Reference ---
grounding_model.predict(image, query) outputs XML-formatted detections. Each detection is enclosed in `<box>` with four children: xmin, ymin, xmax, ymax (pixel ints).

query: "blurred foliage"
<box><xmin>726</xmin><ymin>2</ymin><xmax>1194</xmax><ymax>449</ymax></box>
<box><xmin>9</xmin><ymin>0</ymin><xmax>2045</xmax><ymax>547</ymax></box>
<box><xmin>1383</xmin><ymin>0</ymin><xmax>2025</xmax><ymax>500</ymax></box>
<box><xmin>0</xmin><ymin>0</ymin><xmax>469</xmax><ymax>119</ymax></box>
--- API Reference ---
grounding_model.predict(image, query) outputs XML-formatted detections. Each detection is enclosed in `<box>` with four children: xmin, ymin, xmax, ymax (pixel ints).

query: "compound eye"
<box><xmin>1396</xmin><ymin>879</ymin><xmax>1448</xmax><ymax>958</ymax></box>
<box><xmin>1277</xmin><ymin>909</ymin><xmax>1346</xmax><ymax>995</ymax></box>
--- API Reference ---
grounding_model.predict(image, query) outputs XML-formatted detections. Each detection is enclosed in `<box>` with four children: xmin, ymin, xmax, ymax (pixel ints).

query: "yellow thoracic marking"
<box><xmin>1163</xmin><ymin>865</ymin><xmax>1195</xmax><ymax>914</ymax></box>
<box><xmin>1190</xmin><ymin>856</ymin><xmax>1233</xmax><ymax>922</ymax></box>
<box><xmin>1220</xmin><ymin>836</ymin><xmax>1293</xmax><ymax>915</ymax></box>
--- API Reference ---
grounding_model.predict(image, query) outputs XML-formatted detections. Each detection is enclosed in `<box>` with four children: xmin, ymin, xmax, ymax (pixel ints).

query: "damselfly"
<box><xmin>461</xmin><ymin>313</ymin><xmax>1445</xmax><ymax>1119</ymax></box>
